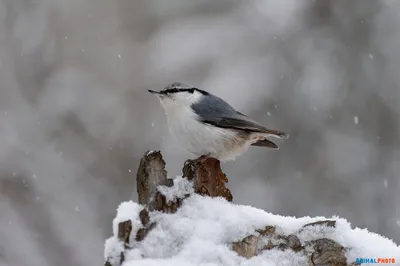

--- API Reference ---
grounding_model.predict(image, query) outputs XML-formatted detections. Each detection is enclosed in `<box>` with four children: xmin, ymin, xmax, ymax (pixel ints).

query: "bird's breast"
<box><xmin>167</xmin><ymin>109</ymin><xmax>208</xmax><ymax>145</ymax></box>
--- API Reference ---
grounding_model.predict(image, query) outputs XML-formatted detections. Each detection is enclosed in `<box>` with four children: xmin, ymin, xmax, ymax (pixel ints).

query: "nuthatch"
<box><xmin>149</xmin><ymin>82</ymin><xmax>289</xmax><ymax>162</ymax></box>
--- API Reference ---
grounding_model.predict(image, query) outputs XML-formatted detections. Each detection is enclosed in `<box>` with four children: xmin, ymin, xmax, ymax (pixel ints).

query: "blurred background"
<box><xmin>0</xmin><ymin>0</ymin><xmax>399</xmax><ymax>265</ymax></box>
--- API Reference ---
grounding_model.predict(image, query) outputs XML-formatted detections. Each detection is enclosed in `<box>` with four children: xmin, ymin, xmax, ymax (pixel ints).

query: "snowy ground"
<box><xmin>104</xmin><ymin>177</ymin><xmax>400</xmax><ymax>266</ymax></box>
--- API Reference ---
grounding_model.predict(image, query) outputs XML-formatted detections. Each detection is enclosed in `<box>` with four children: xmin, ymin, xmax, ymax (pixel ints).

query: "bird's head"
<box><xmin>148</xmin><ymin>82</ymin><xmax>208</xmax><ymax>112</ymax></box>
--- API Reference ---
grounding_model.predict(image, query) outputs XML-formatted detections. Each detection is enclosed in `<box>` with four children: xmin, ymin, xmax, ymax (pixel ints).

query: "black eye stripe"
<box><xmin>159</xmin><ymin>88</ymin><xmax>209</xmax><ymax>95</ymax></box>
<box><xmin>160</xmin><ymin>88</ymin><xmax>194</xmax><ymax>94</ymax></box>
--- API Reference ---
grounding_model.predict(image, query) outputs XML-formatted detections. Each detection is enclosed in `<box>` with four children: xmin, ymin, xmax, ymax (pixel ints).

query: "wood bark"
<box><xmin>136</xmin><ymin>150</ymin><xmax>170</xmax><ymax>211</ymax></box>
<box><xmin>183</xmin><ymin>156</ymin><xmax>232</xmax><ymax>201</ymax></box>
<box><xmin>105</xmin><ymin>151</ymin><xmax>358</xmax><ymax>266</ymax></box>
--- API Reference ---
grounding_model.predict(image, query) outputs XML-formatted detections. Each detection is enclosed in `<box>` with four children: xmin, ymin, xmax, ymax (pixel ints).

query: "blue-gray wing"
<box><xmin>191</xmin><ymin>94</ymin><xmax>288</xmax><ymax>138</ymax></box>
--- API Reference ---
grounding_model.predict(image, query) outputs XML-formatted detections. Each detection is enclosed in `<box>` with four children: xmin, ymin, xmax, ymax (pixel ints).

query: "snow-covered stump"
<box><xmin>105</xmin><ymin>150</ymin><xmax>233</xmax><ymax>266</ymax></box>
<box><xmin>136</xmin><ymin>151</ymin><xmax>232</xmax><ymax>214</ymax></box>
<box><xmin>104</xmin><ymin>150</ymin><xmax>400</xmax><ymax>266</ymax></box>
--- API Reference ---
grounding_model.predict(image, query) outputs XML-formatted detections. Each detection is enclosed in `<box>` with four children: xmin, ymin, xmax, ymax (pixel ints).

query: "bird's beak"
<box><xmin>148</xmin><ymin>89</ymin><xmax>160</xmax><ymax>95</ymax></box>
<box><xmin>148</xmin><ymin>90</ymin><xmax>166</xmax><ymax>100</ymax></box>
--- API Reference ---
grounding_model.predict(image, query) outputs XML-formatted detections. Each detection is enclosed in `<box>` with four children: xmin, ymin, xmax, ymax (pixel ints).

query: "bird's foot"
<box><xmin>198</xmin><ymin>154</ymin><xmax>222</xmax><ymax>164</ymax></box>
<box><xmin>198</xmin><ymin>154</ymin><xmax>210</xmax><ymax>162</ymax></box>
<box><xmin>220</xmin><ymin>172</ymin><xmax>229</xmax><ymax>183</ymax></box>
<box><xmin>184</xmin><ymin>154</ymin><xmax>212</xmax><ymax>167</ymax></box>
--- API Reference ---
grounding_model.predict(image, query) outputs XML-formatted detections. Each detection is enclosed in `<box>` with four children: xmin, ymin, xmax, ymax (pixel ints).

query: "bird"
<box><xmin>148</xmin><ymin>82</ymin><xmax>289</xmax><ymax>162</ymax></box>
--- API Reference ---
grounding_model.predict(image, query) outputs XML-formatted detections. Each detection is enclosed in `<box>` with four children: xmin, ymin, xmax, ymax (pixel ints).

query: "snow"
<box><xmin>157</xmin><ymin>176</ymin><xmax>194</xmax><ymax>202</ymax></box>
<box><xmin>104</xmin><ymin>177</ymin><xmax>400</xmax><ymax>266</ymax></box>
<box><xmin>104</xmin><ymin>237</ymin><xmax>125</xmax><ymax>266</ymax></box>
<box><xmin>111</xmin><ymin>201</ymin><xmax>144</xmax><ymax>240</ymax></box>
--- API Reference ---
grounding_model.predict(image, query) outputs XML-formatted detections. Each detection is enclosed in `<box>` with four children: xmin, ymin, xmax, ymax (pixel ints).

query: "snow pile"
<box><xmin>104</xmin><ymin>177</ymin><xmax>400</xmax><ymax>266</ymax></box>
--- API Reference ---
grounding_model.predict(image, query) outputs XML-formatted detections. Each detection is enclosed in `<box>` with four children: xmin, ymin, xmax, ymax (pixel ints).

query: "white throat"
<box><xmin>159</xmin><ymin>90</ymin><xmax>203</xmax><ymax>116</ymax></box>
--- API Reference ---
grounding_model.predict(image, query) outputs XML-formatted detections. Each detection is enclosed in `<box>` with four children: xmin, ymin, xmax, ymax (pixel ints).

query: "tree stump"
<box><xmin>104</xmin><ymin>151</ymin><xmax>358</xmax><ymax>266</ymax></box>
<box><xmin>104</xmin><ymin>151</ymin><xmax>233</xmax><ymax>266</ymax></box>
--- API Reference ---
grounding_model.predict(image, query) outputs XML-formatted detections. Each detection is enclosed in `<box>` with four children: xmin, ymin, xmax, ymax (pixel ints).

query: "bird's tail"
<box><xmin>251</xmin><ymin>138</ymin><xmax>279</xmax><ymax>149</ymax></box>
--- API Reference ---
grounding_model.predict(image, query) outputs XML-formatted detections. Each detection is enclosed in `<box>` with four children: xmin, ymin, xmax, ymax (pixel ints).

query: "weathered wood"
<box><xmin>136</xmin><ymin>150</ymin><xmax>169</xmax><ymax>211</ymax></box>
<box><xmin>136</xmin><ymin>152</ymin><xmax>232</xmax><ymax>215</ymax></box>
<box><xmin>256</xmin><ymin>226</ymin><xmax>276</xmax><ymax>236</ymax></box>
<box><xmin>309</xmin><ymin>238</ymin><xmax>347</xmax><ymax>266</ymax></box>
<box><xmin>232</xmin><ymin>235</ymin><xmax>259</xmax><ymax>259</ymax></box>
<box><xmin>302</xmin><ymin>220</ymin><xmax>336</xmax><ymax>229</ymax></box>
<box><xmin>287</xmin><ymin>234</ymin><xmax>302</xmax><ymax>251</ymax></box>
<box><xmin>232</xmin><ymin>220</ymin><xmax>357</xmax><ymax>265</ymax></box>
<box><xmin>153</xmin><ymin>190</ymin><xmax>185</xmax><ymax>213</ymax></box>
<box><xmin>117</xmin><ymin>220</ymin><xmax>132</xmax><ymax>247</ymax></box>
<box><xmin>182</xmin><ymin>156</ymin><xmax>232</xmax><ymax>202</ymax></box>
<box><xmin>135</xmin><ymin>222</ymin><xmax>156</xmax><ymax>241</ymax></box>
<box><xmin>139</xmin><ymin>208</ymin><xmax>150</xmax><ymax>226</ymax></box>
